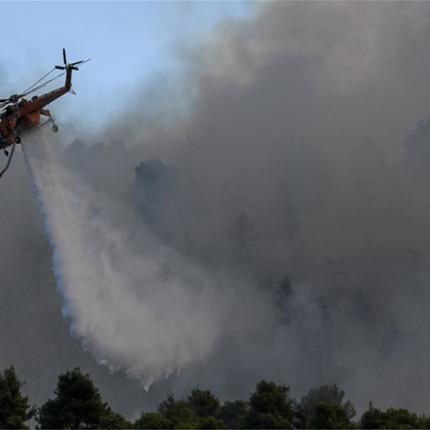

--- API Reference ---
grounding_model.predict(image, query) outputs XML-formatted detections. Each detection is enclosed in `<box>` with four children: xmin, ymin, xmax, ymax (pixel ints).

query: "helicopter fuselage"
<box><xmin>0</xmin><ymin>48</ymin><xmax>88</xmax><ymax>178</ymax></box>
<box><xmin>0</xmin><ymin>68</ymin><xmax>72</xmax><ymax>149</ymax></box>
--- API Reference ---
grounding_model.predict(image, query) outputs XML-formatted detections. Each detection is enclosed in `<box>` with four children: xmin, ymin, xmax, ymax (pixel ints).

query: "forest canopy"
<box><xmin>1</xmin><ymin>366</ymin><xmax>429</xmax><ymax>429</ymax></box>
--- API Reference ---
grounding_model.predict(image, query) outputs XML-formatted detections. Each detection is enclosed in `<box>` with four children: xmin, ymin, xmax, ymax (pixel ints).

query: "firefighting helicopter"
<box><xmin>0</xmin><ymin>49</ymin><xmax>90</xmax><ymax>178</ymax></box>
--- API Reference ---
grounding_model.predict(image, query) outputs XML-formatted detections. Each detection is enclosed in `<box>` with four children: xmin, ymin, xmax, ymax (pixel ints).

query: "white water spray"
<box><xmin>21</xmin><ymin>129</ymin><xmax>261</xmax><ymax>387</ymax></box>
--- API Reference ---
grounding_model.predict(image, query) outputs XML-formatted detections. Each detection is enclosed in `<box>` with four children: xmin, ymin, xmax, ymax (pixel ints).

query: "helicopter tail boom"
<box><xmin>55</xmin><ymin>48</ymin><xmax>90</xmax><ymax>92</ymax></box>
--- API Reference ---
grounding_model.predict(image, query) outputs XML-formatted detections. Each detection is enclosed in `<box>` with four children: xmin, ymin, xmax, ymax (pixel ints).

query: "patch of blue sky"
<box><xmin>0</xmin><ymin>1</ymin><xmax>257</xmax><ymax>131</ymax></box>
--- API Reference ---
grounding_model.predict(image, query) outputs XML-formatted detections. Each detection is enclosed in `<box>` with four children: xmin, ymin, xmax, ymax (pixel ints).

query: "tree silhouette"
<box><xmin>38</xmin><ymin>368</ymin><xmax>130</xmax><ymax>429</ymax></box>
<box><xmin>245</xmin><ymin>380</ymin><xmax>293</xmax><ymax>429</ymax></box>
<box><xmin>133</xmin><ymin>412</ymin><xmax>172</xmax><ymax>429</ymax></box>
<box><xmin>360</xmin><ymin>402</ymin><xmax>423</xmax><ymax>429</ymax></box>
<box><xmin>0</xmin><ymin>366</ymin><xmax>34</xmax><ymax>429</ymax></box>
<box><xmin>297</xmin><ymin>384</ymin><xmax>355</xmax><ymax>429</ymax></box>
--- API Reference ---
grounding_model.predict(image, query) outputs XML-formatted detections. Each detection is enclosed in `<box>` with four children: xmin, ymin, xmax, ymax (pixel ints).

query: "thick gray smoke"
<box><xmin>4</xmin><ymin>0</ymin><xmax>430</xmax><ymax>417</ymax></box>
<box><xmin>64</xmin><ymin>1</ymin><xmax>430</xmax><ymax>412</ymax></box>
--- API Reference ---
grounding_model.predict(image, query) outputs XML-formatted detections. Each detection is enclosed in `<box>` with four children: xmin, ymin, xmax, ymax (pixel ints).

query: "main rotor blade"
<box><xmin>70</xmin><ymin>58</ymin><xmax>91</xmax><ymax>66</ymax></box>
<box><xmin>19</xmin><ymin>72</ymin><xmax>65</xmax><ymax>98</ymax></box>
<box><xmin>20</xmin><ymin>68</ymin><xmax>56</xmax><ymax>97</ymax></box>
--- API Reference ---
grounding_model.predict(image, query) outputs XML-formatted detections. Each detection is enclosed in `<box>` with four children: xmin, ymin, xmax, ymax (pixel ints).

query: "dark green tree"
<box><xmin>360</xmin><ymin>403</ymin><xmax>386</xmax><ymax>429</ymax></box>
<box><xmin>158</xmin><ymin>395</ymin><xmax>200</xmax><ymax>429</ymax></box>
<box><xmin>218</xmin><ymin>400</ymin><xmax>248</xmax><ymax>429</ymax></box>
<box><xmin>309</xmin><ymin>403</ymin><xmax>355</xmax><ymax>429</ymax></box>
<box><xmin>360</xmin><ymin>403</ymin><xmax>422</xmax><ymax>429</ymax></box>
<box><xmin>383</xmin><ymin>408</ymin><xmax>421</xmax><ymax>429</ymax></box>
<box><xmin>134</xmin><ymin>412</ymin><xmax>172</xmax><ymax>429</ymax></box>
<box><xmin>198</xmin><ymin>415</ymin><xmax>225</xmax><ymax>429</ymax></box>
<box><xmin>245</xmin><ymin>380</ymin><xmax>293</xmax><ymax>429</ymax></box>
<box><xmin>0</xmin><ymin>366</ymin><xmax>35</xmax><ymax>429</ymax></box>
<box><xmin>38</xmin><ymin>368</ymin><xmax>130</xmax><ymax>429</ymax></box>
<box><xmin>419</xmin><ymin>415</ymin><xmax>430</xmax><ymax>429</ymax></box>
<box><xmin>187</xmin><ymin>388</ymin><xmax>220</xmax><ymax>418</ymax></box>
<box><xmin>100</xmin><ymin>407</ymin><xmax>132</xmax><ymax>429</ymax></box>
<box><xmin>297</xmin><ymin>384</ymin><xmax>355</xmax><ymax>429</ymax></box>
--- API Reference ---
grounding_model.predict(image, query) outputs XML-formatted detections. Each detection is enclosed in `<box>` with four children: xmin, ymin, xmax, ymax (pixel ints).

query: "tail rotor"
<box><xmin>55</xmin><ymin>48</ymin><xmax>90</xmax><ymax>71</ymax></box>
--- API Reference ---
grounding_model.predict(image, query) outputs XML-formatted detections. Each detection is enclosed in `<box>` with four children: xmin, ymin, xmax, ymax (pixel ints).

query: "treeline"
<box><xmin>1</xmin><ymin>366</ymin><xmax>430</xmax><ymax>429</ymax></box>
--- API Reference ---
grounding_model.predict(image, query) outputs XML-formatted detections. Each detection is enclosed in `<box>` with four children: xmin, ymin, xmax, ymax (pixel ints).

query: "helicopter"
<box><xmin>0</xmin><ymin>49</ymin><xmax>90</xmax><ymax>178</ymax></box>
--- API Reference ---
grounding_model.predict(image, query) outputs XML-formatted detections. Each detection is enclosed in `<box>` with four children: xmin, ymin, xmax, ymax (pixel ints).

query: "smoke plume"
<box><xmin>5</xmin><ymin>0</ymin><xmax>430</xmax><ymax>416</ymax></box>
<box><xmin>61</xmin><ymin>1</ymin><xmax>430</xmax><ymax>412</ymax></box>
<box><xmin>22</xmin><ymin>129</ymin><xmax>273</xmax><ymax>388</ymax></box>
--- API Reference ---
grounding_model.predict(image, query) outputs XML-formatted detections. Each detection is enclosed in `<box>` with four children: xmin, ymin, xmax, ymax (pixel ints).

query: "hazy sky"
<box><xmin>0</xmin><ymin>1</ymin><xmax>254</xmax><ymax>128</ymax></box>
